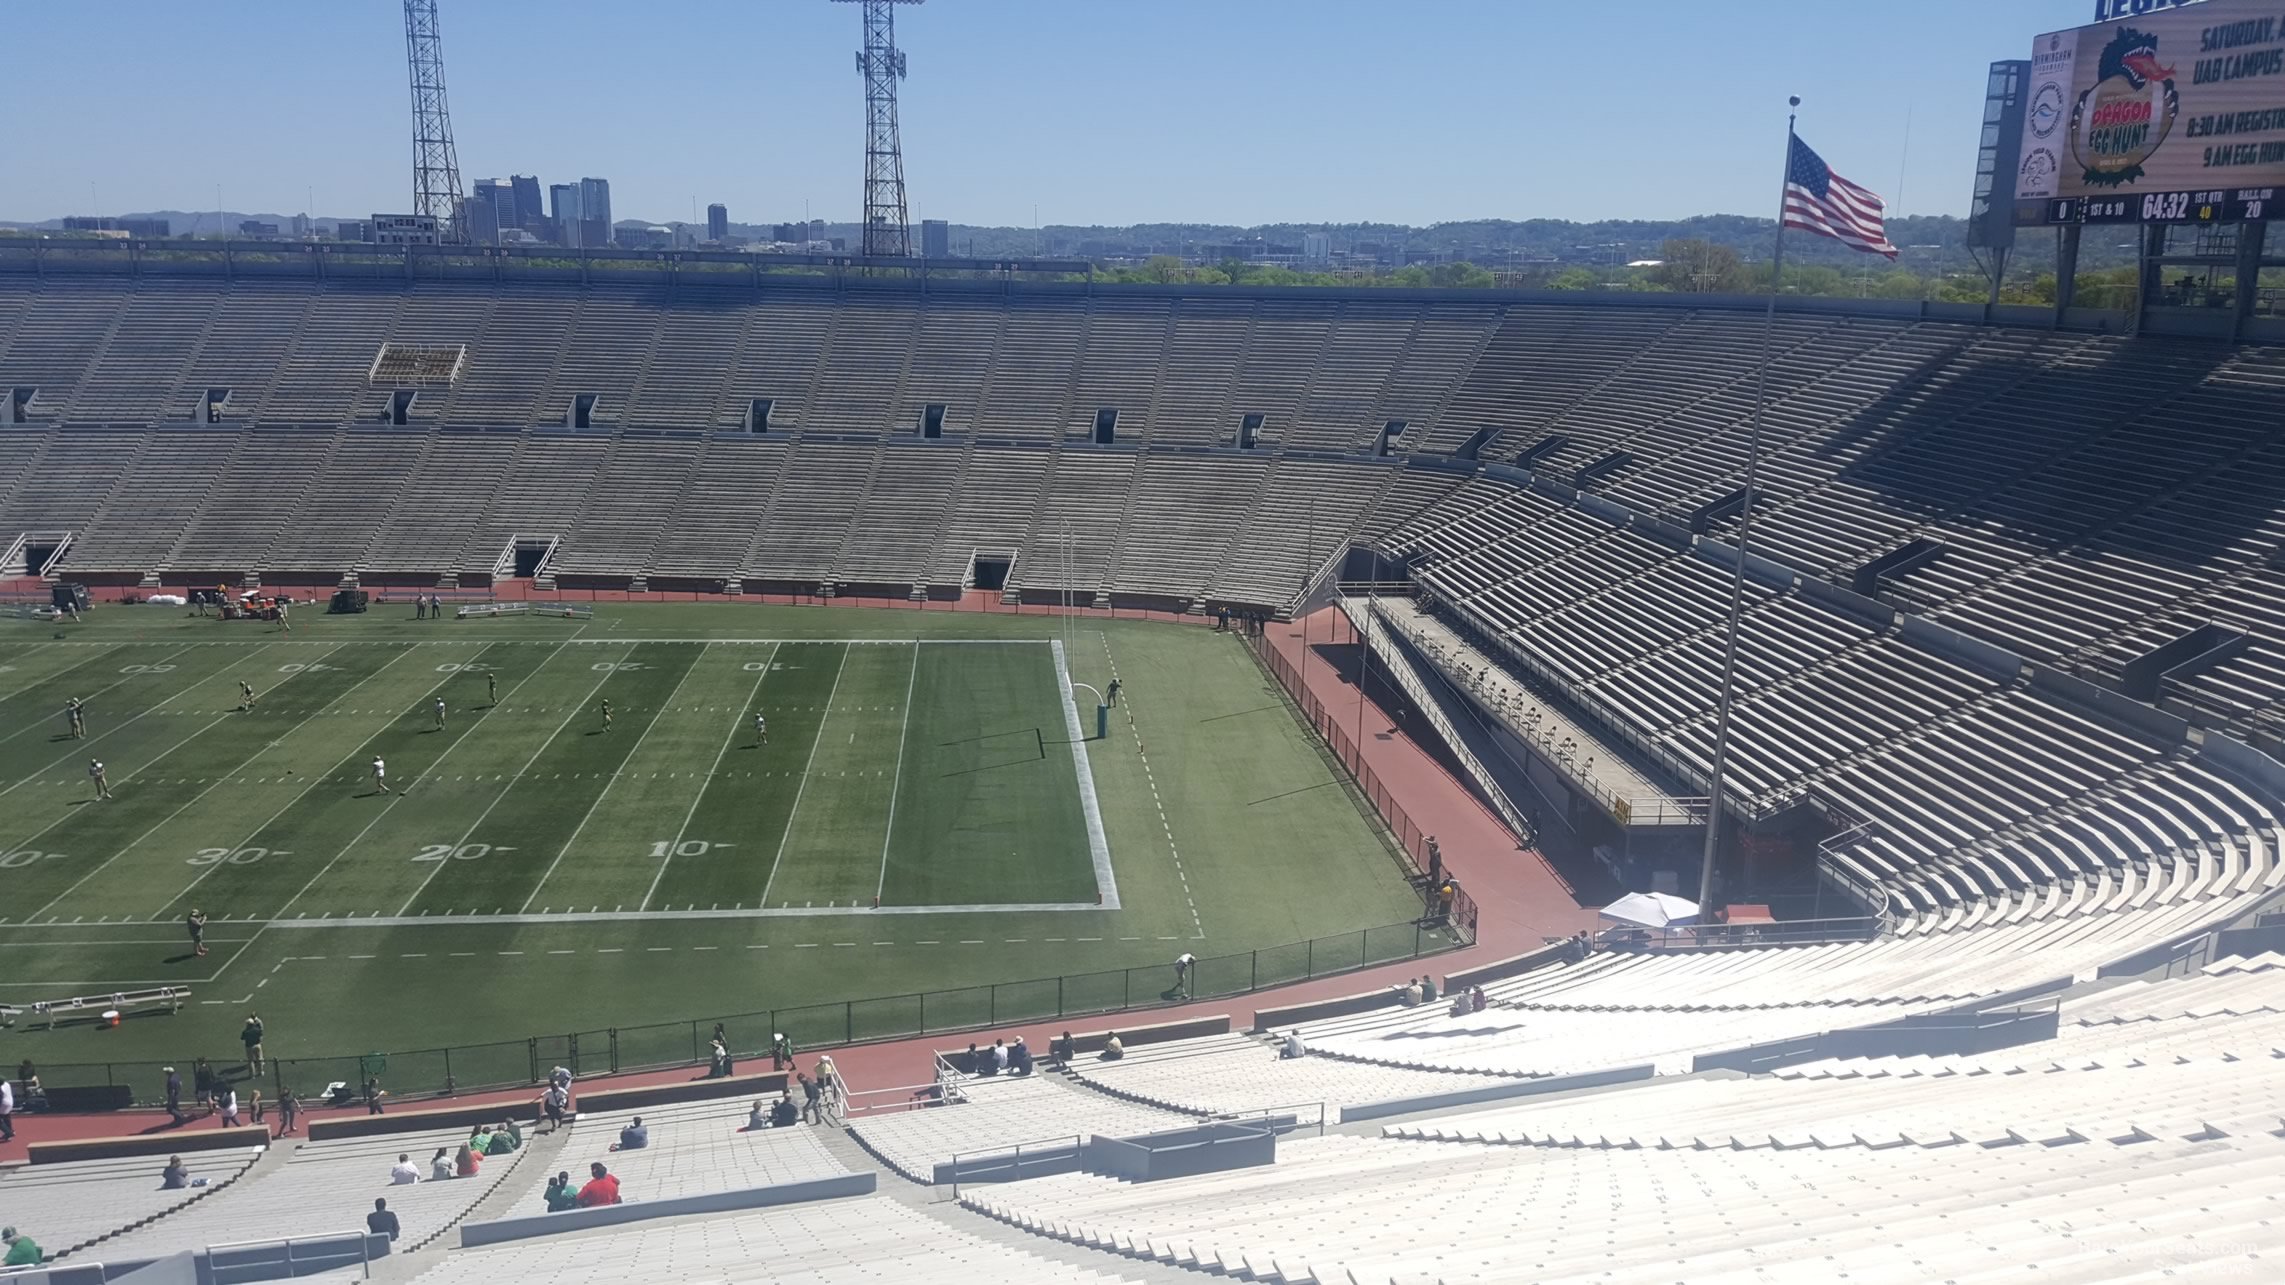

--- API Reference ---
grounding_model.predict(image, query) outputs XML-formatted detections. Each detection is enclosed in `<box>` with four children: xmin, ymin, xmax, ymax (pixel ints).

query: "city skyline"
<box><xmin>4</xmin><ymin>0</ymin><xmax>2097</xmax><ymax>231</ymax></box>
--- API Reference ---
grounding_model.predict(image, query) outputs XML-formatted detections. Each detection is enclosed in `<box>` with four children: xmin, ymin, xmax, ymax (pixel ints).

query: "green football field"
<box><xmin>0</xmin><ymin>602</ymin><xmax>1435</xmax><ymax>1091</ymax></box>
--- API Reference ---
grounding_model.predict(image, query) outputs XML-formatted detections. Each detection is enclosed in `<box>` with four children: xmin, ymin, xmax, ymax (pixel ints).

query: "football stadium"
<box><xmin>4</xmin><ymin>1</ymin><xmax>2285</xmax><ymax>1281</ymax></box>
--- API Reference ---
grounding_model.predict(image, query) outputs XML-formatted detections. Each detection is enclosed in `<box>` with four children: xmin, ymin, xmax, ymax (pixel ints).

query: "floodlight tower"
<box><xmin>403</xmin><ymin>0</ymin><xmax>467</xmax><ymax>243</ymax></box>
<box><xmin>837</xmin><ymin>0</ymin><xmax>921</xmax><ymax>259</ymax></box>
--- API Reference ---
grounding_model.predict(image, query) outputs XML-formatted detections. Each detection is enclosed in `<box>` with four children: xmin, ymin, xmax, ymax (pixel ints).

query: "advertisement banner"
<box><xmin>2019</xmin><ymin>0</ymin><xmax>2285</xmax><ymax>221</ymax></box>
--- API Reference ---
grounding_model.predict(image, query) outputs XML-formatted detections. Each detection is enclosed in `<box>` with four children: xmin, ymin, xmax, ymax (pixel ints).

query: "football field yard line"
<box><xmin>522</xmin><ymin>642</ymin><xmax>713</xmax><ymax>912</ymax></box>
<box><xmin>396</xmin><ymin>643</ymin><xmax>634</xmax><ymax>916</ymax></box>
<box><xmin>873</xmin><ymin>640</ymin><xmax>924</xmax><ymax>903</ymax></box>
<box><xmin>265</xmin><ymin>899</ymin><xmax>1112</xmax><ymax>927</ymax></box>
<box><xmin>0</xmin><ymin>641</ymin><xmax>121</xmax><ymax>705</ymax></box>
<box><xmin>0</xmin><ymin>641</ymin><xmax>63</xmax><ymax>698</ymax></box>
<box><xmin>15</xmin><ymin>643</ymin><xmax>360</xmax><ymax>924</ymax></box>
<box><xmin>1052</xmin><ymin>637</ymin><xmax>1120</xmax><ymax>910</ymax></box>
<box><xmin>0</xmin><ymin>644</ymin><xmax>143</xmax><ymax>747</ymax></box>
<box><xmin>757</xmin><ymin>642</ymin><xmax>851</xmax><ymax>909</ymax></box>
<box><xmin>152</xmin><ymin>641</ymin><xmax>491</xmax><ymax>918</ymax></box>
<box><xmin>274</xmin><ymin>636</ymin><xmax>584</xmax><ymax>919</ymax></box>
<box><xmin>0</xmin><ymin>641</ymin><xmax>216</xmax><ymax>784</ymax></box>
<box><xmin>641</xmin><ymin>641</ymin><xmax>781</xmax><ymax>911</ymax></box>
<box><xmin>5</xmin><ymin>704</ymin><xmax>271</xmax><ymax>912</ymax></box>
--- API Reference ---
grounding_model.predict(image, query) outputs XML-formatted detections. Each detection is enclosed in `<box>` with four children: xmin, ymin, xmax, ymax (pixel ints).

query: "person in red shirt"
<box><xmin>576</xmin><ymin>1162</ymin><xmax>620</xmax><ymax>1207</ymax></box>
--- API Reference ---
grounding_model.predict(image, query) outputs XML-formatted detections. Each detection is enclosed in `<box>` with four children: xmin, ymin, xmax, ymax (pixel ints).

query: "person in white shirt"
<box><xmin>1281</xmin><ymin>1030</ymin><xmax>1306</xmax><ymax>1060</ymax></box>
<box><xmin>390</xmin><ymin>1154</ymin><xmax>421</xmax><ymax>1185</ymax></box>
<box><xmin>371</xmin><ymin>756</ymin><xmax>392</xmax><ymax>795</ymax></box>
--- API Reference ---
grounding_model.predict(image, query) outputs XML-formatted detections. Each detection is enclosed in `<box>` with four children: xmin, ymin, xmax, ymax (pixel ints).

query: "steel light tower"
<box><xmin>403</xmin><ymin>0</ymin><xmax>467</xmax><ymax>243</ymax></box>
<box><xmin>837</xmin><ymin>0</ymin><xmax>921</xmax><ymax>259</ymax></box>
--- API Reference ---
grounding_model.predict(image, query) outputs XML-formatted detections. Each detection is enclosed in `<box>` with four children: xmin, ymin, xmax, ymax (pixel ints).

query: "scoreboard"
<box><xmin>2015</xmin><ymin>0</ymin><xmax>2285</xmax><ymax>224</ymax></box>
<box><xmin>2034</xmin><ymin>185</ymin><xmax>2277</xmax><ymax>225</ymax></box>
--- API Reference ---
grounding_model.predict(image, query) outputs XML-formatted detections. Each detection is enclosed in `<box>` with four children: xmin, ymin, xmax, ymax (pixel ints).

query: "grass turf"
<box><xmin>0</xmin><ymin>603</ymin><xmax>1431</xmax><ymax>1088</ymax></box>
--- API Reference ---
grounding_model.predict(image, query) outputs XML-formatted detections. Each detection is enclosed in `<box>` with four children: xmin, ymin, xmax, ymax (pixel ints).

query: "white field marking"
<box><xmin>26</xmin><ymin>642</ymin><xmax>380</xmax><ymax>921</ymax></box>
<box><xmin>551</xmin><ymin>638</ymin><xmax>1048</xmax><ymax>646</ymax></box>
<box><xmin>0</xmin><ymin>641</ymin><xmax>246</xmax><ymax>799</ymax></box>
<box><xmin>0</xmin><ymin>641</ymin><xmax>65</xmax><ymax>700</ymax></box>
<box><xmin>274</xmin><ymin>635</ymin><xmax>585</xmax><ymax>918</ymax></box>
<box><xmin>1054</xmin><ymin>637</ymin><xmax>1120</xmax><ymax>910</ymax></box>
<box><xmin>0</xmin><ymin>936</ymin><xmax>259</xmax><ymax>948</ymax></box>
<box><xmin>397</xmin><ymin>644</ymin><xmax>636</xmax><ymax>916</ymax></box>
<box><xmin>0</xmin><ymin>641</ymin><xmax>188</xmax><ymax>750</ymax></box>
<box><xmin>159</xmin><ymin>642</ymin><xmax>497</xmax><ymax>915</ymax></box>
<box><xmin>641</xmin><ymin>642</ymin><xmax>782</xmax><ymax>910</ymax></box>
<box><xmin>757</xmin><ymin>642</ymin><xmax>852</xmax><ymax>908</ymax></box>
<box><xmin>0</xmin><ymin>928</ymin><xmax>286</xmax><ymax>991</ymax></box>
<box><xmin>522</xmin><ymin>642</ymin><xmax>713</xmax><ymax>911</ymax></box>
<box><xmin>11</xmin><ymin>697</ymin><xmax>305</xmax><ymax>917</ymax></box>
<box><xmin>1097</xmin><ymin>629</ymin><xmax>1198</xmax><ymax>936</ymax></box>
<box><xmin>261</xmin><ymin>899</ymin><xmax>1112</xmax><ymax>927</ymax></box>
<box><xmin>872</xmin><ymin>642</ymin><xmax>924</xmax><ymax>902</ymax></box>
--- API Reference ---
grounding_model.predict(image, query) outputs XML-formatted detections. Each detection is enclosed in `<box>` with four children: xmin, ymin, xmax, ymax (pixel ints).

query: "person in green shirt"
<box><xmin>2</xmin><ymin>1226</ymin><xmax>41</xmax><ymax>1267</ymax></box>
<box><xmin>486</xmin><ymin>1121</ymin><xmax>518</xmax><ymax>1156</ymax></box>
<box><xmin>543</xmin><ymin>1172</ymin><xmax>579</xmax><ymax>1213</ymax></box>
<box><xmin>467</xmin><ymin>1126</ymin><xmax>492</xmax><ymax>1156</ymax></box>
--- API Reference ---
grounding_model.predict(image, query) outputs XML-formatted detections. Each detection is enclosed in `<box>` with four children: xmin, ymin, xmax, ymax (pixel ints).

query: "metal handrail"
<box><xmin>945</xmin><ymin>1133</ymin><xmax>1084</xmax><ymax>1201</ymax></box>
<box><xmin>203</xmin><ymin>1228</ymin><xmax>373</xmax><ymax>1282</ymax></box>
<box><xmin>1205</xmin><ymin>1099</ymin><xmax>1330</xmax><ymax>1135</ymax></box>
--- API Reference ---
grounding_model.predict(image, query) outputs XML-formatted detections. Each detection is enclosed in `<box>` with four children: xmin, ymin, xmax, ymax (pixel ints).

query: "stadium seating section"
<box><xmin>7</xmin><ymin>275</ymin><xmax>2285</xmax><ymax>1278</ymax></box>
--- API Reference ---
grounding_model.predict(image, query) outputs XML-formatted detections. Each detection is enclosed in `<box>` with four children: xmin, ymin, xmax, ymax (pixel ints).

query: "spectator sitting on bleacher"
<box><xmin>1101</xmin><ymin>1032</ymin><xmax>1124</xmax><ymax>1061</ymax></box>
<box><xmin>616</xmin><ymin>1116</ymin><xmax>649</xmax><ymax>1150</ymax></box>
<box><xmin>747</xmin><ymin>1099</ymin><xmax>768</xmax><ymax>1131</ymax></box>
<box><xmin>3</xmin><ymin>1226</ymin><xmax>41</xmax><ymax>1267</ymax></box>
<box><xmin>430</xmin><ymin>1149</ymin><xmax>453</xmax><ymax>1182</ymax></box>
<box><xmin>367</xmin><ymin>1198</ymin><xmax>399</xmax><ymax>1243</ymax></box>
<box><xmin>1050</xmin><ymin>1031</ymin><xmax>1075</xmax><ymax>1063</ymax></box>
<box><xmin>543</xmin><ymin>1173</ymin><xmax>576</xmax><ymax>1212</ymax></box>
<box><xmin>161</xmin><ymin>1156</ymin><xmax>190</xmax><ymax>1189</ymax></box>
<box><xmin>455</xmin><ymin>1144</ymin><xmax>480</xmax><ymax>1178</ymax></box>
<box><xmin>1010</xmin><ymin>1035</ymin><xmax>1033</xmax><ymax>1075</ymax></box>
<box><xmin>1396</xmin><ymin>978</ymin><xmax>1422</xmax><ymax>1007</ymax></box>
<box><xmin>389</xmin><ymin>1153</ymin><xmax>420</xmax><ymax>1185</ymax></box>
<box><xmin>1420</xmin><ymin>976</ymin><xmax>1439</xmax><ymax>1005</ymax></box>
<box><xmin>1280</xmin><ymin>1030</ymin><xmax>1306</xmax><ymax>1059</ymax></box>
<box><xmin>1470</xmin><ymin>985</ymin><xmax>1488</xmax><ymax>1013</ymax></box>
<box><xmin>992</xmin><ymin>1039</ymin><xmax>1009</xmax><ymax>1074</ymax></box>
<box><xmin>964</xmin><ymin>1042</ymin><xmax>987</xmax><ymax>1075</ymax></box>
<box><xmin>467</xmin><ymin>1125</ymin><xmax>492</xmax><ymax>1157</ymax></box>
<box><xmin>771</xmin><ymin>1091</ymin><xmax>798</xmax><ymax>1128</ymax></box>
<box><xmin>576</xmin><ymin>1162</ymin><xmax>620</xmax><ymax>1207</ymax></box>
<box><xmin>487</xmin><ymin>1120</ymin><xmax>521</xmax><ymax>1155</ymax></box>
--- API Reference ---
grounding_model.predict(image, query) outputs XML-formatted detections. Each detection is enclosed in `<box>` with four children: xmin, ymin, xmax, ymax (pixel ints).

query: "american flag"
<box><xmin>1782</xmin><ymin>135</ymin><xmax>1897</xmax><ymax>260</ymax></box>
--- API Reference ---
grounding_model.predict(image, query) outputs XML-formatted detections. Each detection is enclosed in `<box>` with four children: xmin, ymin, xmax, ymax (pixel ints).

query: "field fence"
<box><xmin>21</xmin><ymin>917</ymin><xmax>1466</xmax><ymax>1109</ymax></box>
<box><xmin>1246</xmin><ymin>623</ymin><xmax>1481</xmax><ymax>942</ymax></box>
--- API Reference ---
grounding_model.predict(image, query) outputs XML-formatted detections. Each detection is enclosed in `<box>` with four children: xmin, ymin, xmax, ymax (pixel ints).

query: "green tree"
<box><xmin>1649</xmin><ymin>238</ymin><xmax>1747</xmax><ymax>293</ymax></box>
<box><xmin>1547</xmin><ymin>267</ymin><xmax>1599</xmax><ymax>291</ymax></box>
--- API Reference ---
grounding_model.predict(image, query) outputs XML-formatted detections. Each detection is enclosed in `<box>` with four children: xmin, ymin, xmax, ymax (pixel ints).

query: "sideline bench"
<box><xmin>0</xmin><ymin>987</ymin><xmax>190</xmax><ymax>1030</ymax></box>
<box><xmin>455</xmin><ymin>601</ymin><xmax>593</xmax><ymax>620</ymax></box>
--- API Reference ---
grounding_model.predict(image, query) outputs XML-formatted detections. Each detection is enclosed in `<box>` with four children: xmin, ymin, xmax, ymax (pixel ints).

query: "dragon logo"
<box><xmin>2070</xmin><ymin>26</ymin><xmax>2178</xmax><ymax>187</ymax></box>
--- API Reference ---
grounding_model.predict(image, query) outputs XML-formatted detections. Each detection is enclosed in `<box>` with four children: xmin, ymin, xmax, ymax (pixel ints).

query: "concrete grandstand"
<box><xmin>3</xmin><ymin>265</ymin><xmax>2284</xmax><ymax>1282</ymax></box>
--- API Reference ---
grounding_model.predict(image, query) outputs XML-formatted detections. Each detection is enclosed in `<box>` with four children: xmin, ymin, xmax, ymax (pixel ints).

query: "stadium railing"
<box><xmin>27</xmin><ymin>919</ymin><xmax>1467</xmax><ymax>1111</ymax></box>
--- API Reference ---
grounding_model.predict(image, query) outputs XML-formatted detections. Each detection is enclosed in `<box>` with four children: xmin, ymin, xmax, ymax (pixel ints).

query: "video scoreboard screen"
<box><xmin>2016</xmin><ymin>0</ymin><xmax>2285</xmax><ymax>224</ymax></box>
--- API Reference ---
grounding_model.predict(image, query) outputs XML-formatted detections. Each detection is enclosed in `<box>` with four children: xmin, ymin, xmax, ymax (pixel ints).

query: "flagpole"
<box><xmin>1695</xmin><ymin>95</ymin><xmax>1798</xmax><ymax>918</ymax></box>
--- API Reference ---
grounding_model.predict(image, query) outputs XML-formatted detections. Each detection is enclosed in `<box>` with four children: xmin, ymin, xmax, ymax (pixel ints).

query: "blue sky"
<box><xmin>4</xmin><ymin>0</ymin><xmax>2100</xmax><ymax>228</ymax></box>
